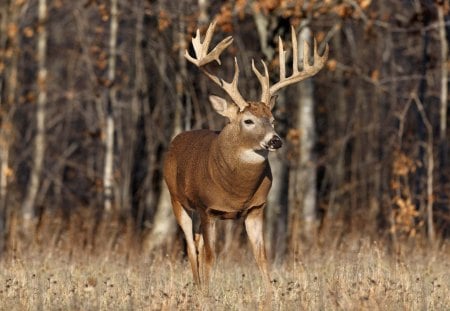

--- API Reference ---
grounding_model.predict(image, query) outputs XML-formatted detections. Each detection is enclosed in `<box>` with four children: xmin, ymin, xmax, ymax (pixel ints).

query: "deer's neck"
<box><xmin>208</xmin><ymin>130</ymin><xmax>268</xmax><ymax>197</ymax></box>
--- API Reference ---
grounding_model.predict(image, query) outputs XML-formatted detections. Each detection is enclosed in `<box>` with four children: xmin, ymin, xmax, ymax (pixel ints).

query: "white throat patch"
<box><xmin>239</xmin><ymin>149</ymin><xmax>267</xmax><ymax>163</ymax></box>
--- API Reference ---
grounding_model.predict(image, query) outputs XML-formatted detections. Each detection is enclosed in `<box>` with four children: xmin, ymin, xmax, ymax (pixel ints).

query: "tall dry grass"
<box><xmin>0</xmin><ymin>210</ymin><xmax>449</xmax><ymax>310</ymax></box>
<box><xmin>1</xmin><ymin>240</ymin><xmax>449</xmax><ymax>309</ymax></box>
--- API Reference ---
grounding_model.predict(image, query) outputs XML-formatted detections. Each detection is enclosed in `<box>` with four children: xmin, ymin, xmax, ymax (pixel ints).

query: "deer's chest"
<box><xmin>195</xmin><ymin>172</ymin><xmax>272</xmax><ymax>217</ymax></box>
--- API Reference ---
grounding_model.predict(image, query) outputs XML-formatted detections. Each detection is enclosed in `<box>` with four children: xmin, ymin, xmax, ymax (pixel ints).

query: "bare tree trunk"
<box><xmin>141</xmin><ymin>41</ymin><xmax>167</xmax><ymax>226</ymax></box>
<box><xmin>22</xmin><ymin>0</ymin><xmax>47</xmax><ymax>226</ymax></box>
<box><xmin>0</xmin><ymin>1</ymin><xmax>21</xmax><ymax>251</ymax></box>
<box><xmin>130</xmin><ymin>0</ymin><xmax>149</xmax><ymax>224</ymax></box>
<box><xmin>115</xmin><ymin>0</ymin><xmax>143</xmax><ymax>214</ymax></box>
<box><xmin>437</xmin><ymin>3</ymin><xmax>448</xmax><ymax>211</ymax></box>
<box><xmin>437</xmin><ymin>3</ymin><xmax>448</xmax><ymax>142</ymax></box>
<box><xmin>0</xmin><ymin>63</ymin><xmax>12</xmax><ymax>249</ymax></box>
<box><xmin>103</xmin><ymin>0</ymin><xmax>118</xmax><ymax>213</ymax></box>
<box><xmin>198</xmin><ymin>0</ymin><xmax>209</xmax><ymax>25</ymax></box>
<box><xmin>413</xmin><ymin>95</ymin><xmax>435</xmax><ymax>243</ymax></box>
<box><xmin>328</xmin><ymin>26</ymin><xmax>347</xmax><ymax>219</ymax></box>
<box><xmin>296</xmin><ymin>25</ymin><xmax>317</xmax><ymax>243</ymax></box>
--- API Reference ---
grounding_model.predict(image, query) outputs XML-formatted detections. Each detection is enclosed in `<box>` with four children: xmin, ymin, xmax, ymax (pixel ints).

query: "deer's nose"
<box><xmin>268</xmin><ymin>135</ymin><xmax>282</xmax><ymax>150</ymax></box>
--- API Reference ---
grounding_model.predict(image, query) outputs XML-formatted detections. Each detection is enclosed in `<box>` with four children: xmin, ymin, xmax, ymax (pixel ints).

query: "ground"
<box><xmin>0</xmin><ymin>238</ymin><xmax>448</xmax><ymax>310</ymax></box>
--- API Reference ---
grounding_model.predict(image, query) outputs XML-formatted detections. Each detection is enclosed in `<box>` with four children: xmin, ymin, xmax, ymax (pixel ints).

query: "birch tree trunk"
<box><xmin>103</xmin><ymin>0</ymin><xmax>118</xmax><ymax>213</ymax></box>
<box><xmin>289</xmin><ymin>25</ymin><xmax>317</xmax><ymax>246</ymax></box>
<box><xmin>437</xmin><ymin>3</ymin><xmax>448</xmax><ymax>207</ymax></box>
<box><xmin>198</xmin><ymin>0</ymin><xmax>209</xmax><ymax>25</ymax></box>
<box><xmin>22</xmin><ymin>0</ymin><xmax>47</xmax><ymax>226</ymax></box>
<box><xmin>437</xmin><ymin>3</ymin><xmax>448</xmax><ymax>143</ymax></box>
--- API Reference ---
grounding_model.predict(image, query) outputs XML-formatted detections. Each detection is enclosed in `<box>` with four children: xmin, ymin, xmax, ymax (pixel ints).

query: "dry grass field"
<box><xmin>0</xmin><ymin>237</ymin><xmax>449</xmax><ymax>311</ymax></box>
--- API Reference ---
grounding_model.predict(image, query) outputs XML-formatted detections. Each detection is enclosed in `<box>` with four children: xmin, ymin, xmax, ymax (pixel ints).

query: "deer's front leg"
<box><xmin>245</xmin><ymin>205</ymin><xmax>272</xmax><ymax>292</ymax></box>
<box><xmin>199</xmin><ymin>212</ymin><xmax>216</xmax><ymax>290</ymax></box>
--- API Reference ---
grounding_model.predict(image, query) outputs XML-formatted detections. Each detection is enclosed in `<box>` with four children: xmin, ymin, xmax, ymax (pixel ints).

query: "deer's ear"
<box><xmin>209</xmin><ymin>95</ymin><xmax>238</xmax><ymax>120</ymax></box>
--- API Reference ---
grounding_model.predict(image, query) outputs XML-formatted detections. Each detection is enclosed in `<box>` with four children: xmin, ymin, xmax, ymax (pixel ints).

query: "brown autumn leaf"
<box><xmin>158</xmin><ymin>10</ymin><xmax>170</xmax><ymax>32</ymax></box>
<box><xmin>98</xmin><ymin>4</ymin><xmax>109</xmax><ymax>22</ymax></box>
<box><xmin>392</xmin><ymin>196</ymin><xmax>420</xmax><ymax>236</ymax></box>
<box><xmin>334</xmin><ymin>4</ymin><xmax>350</xmax><ymax>18</ymax></box>
<box><xmin>4</xmin><ymin>47</ymin><xmax>14</xmax><ymax>59</ymax></box>
<box><xmin>7</xmin><ymin>23</ymin><xmax>18</xmax><ymax>39</ymax></box>
<box><xmin>287</xmin><ymin>128</ymin><xmax>301</xmax><ymax>145</ymax></box>
<box><xmin>23</xmin><ymin>26</ymin><xmax>34</xmax><ymax>38</ymax></box>
<box><xmin>96</xmin><ymin>58</ymin><xmax>107</xmax><ymax>70</ymax></box>
<box><xmin>259</xmin><ymin>0</ymin><xmax>279</xmax><ymax>13</ymax></box>
<box><xmin>390</xmin><ymin>179</ymin><xmax>401</xmax><ymax>190</ymax></box>
<box><xmin>4</xmin><ymin>166</ymin><xmax>14</xmax><ymax>178</ymax></box>
<box><xmin>235</xmin><ymin>0</ymin><xmax>247</xmax><ymax>19</ymax></box>
<box><xmin>26</xmin><ymin>92</ymin><xmax>36</xmax><ymax>102</ymax></box>
<box><xmin>359</xmin><ymin>0</ymin><xmax>372</xmax><ymax>10</ymax></box>
<box><xmin>216</xmin><ymin>4</ymin><xmax>233</xmax><ymax>33</ymax></box>
<box><xmin>327</xmin><ymin>59</ymin><xmax>337</xmax><ymax>72</ymax></box>
<box><xmin>371</xmin><ymin>69</ymin><xmax>379</xmax><ymax>82</ymax></box>
<box><xmin>393</xmin><ymin>152</ymin><xmax>416</xmax><ymax>176</ymax></box>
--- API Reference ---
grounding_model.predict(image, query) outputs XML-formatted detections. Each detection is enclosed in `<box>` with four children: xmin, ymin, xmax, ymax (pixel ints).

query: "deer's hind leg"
<box><xmin>171</xmin><ymin>199</ymin><xmax>201</xmax><ymax>286</ymax></box>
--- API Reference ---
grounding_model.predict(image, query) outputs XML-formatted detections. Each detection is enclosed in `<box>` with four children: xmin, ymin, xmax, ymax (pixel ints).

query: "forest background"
<box><xmin>0</xmin><ymin>0</ymin><xmax>449</xmax><ymax>308</ymax></box>
<box><xmin>0</xmin><ymin>0</ymin><xmax>449</xmax><ymax>296</ymax></box>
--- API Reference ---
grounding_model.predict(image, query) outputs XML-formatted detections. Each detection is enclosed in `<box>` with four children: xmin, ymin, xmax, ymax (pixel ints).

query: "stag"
<box><xmin>164</xmin><ymin>21</ymin><xmax>328</xmax><ymax>291</ymax></box>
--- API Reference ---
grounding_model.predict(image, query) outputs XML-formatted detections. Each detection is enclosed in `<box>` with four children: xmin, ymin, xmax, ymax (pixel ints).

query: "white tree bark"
<box><xmin>296</xmin><ymin>26</ymin><xmax>317</xmax><ymax>240</ymax></box>
<box><xmin>198</xmin><ymin>0</ymin><xmax>209</xmax><ymax>25</ymax></box>
<box><xmin>103</xmin><ymin>0</ymin><xmax>118</xmax><ymax>212</ymax></box>
<box><xmin>437</xmin><ymin>3</ymin><xmax>448</xmax><ymax>141</ymax></box>
<box><xmin>22</xmin><ymin>0</ymin><xmax>47</xmax><ymax>224</ymax></box>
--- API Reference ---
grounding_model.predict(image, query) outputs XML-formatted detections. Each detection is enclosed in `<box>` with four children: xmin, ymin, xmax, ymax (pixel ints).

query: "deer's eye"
<box><xmin>244</xmin><ymin>119</ymin><xmax>254</xmax><ymax>125</ymax></box>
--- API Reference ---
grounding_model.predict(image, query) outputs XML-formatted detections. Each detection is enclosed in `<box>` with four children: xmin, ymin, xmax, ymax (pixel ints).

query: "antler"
<box><xmin>185</xmin><ymin>22</ymin><xmax>249</xmax><ymax>111</ymax></box>
<box><xmin>252</xmin><ymin>26</ymin><xmax>329</xmax><ymax>105</ymax></box>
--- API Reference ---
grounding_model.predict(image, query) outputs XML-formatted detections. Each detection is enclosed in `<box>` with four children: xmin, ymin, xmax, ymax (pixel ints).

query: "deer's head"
<box><xmin>185</xmin><ymin>22</ymin><xmax>328</xmax><ymax>159</ymax></box>
<box><xmin>208</xmin><ymin>95</ymin><xmax>281</xmax><ymax>162</ymax></box>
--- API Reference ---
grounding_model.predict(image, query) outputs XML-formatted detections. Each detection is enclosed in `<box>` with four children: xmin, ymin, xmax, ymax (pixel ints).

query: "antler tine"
<box><xmin>291</xmin><ymin>26</ymin><xmax>299</xmax><ymax>75</ymax></box>
<box><xmin>199</xmin><ymin>58</ymin><xmax>248</xmax><ymax>112</ymax></box>
<box><xmin>279</xmin><ymin>36</ymin><xmax>286</xmax><ymax>80</ymax></box>
<box><xmin>185</xmin><ymin>22</ymin><xmax>248</xmax><ymax>111</ymax></box>
<box><xmin>198</xmin><ymin>58</ymin><xmax>248</xmax><ymax>111</ymax></box>
<box><xmin>269</xmin><ymin>27</ymin><xmax>329</xmax><ymax>96</ymax></box>
<box><xmin>185</xmin><ymin>22</ymin><xmax>234</xmax><ymax>67</ymax></box>
<box><xmin>251</xmin><ymin>59</ymin><xmax>270</xmax><ymax>105</ymax></box>
<box><xmin>219</xmin><ymin>58</ymin><xmax>248</xmax><ymax>111</ymax></box>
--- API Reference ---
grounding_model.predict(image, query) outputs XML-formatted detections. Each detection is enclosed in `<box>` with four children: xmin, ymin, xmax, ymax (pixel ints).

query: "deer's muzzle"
<box><xmin>267</xmin><ymin>135</ymin><xmax>282</xmax><ymax>150</ymax></box>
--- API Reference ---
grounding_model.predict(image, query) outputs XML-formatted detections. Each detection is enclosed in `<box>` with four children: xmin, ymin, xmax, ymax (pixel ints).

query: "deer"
<box><xmin>164</xmin><ymin>21</ymin><xmax>328</xmax><ymax>292</ymax></box>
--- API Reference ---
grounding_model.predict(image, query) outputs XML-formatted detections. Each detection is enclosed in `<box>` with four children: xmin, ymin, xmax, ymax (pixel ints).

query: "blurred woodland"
<box><xmin>0</xmin><ymin>0</ymin><xmax>449</xmax><ymax>258</ymax></box>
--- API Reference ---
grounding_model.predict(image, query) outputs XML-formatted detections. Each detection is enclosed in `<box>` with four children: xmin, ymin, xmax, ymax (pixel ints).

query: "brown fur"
<box><xmin>164</xmin><ymin>103</ymin><xmax>276</xmax><ymax>292</ymax></box>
